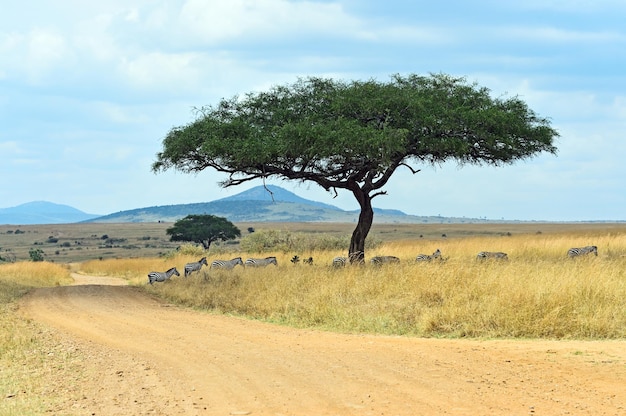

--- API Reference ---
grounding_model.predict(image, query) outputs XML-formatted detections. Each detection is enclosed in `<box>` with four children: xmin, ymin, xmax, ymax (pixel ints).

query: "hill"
<box><xmin>2</xmin><ymin>186</ymin><xmax>493</xmax><ymax>225</ymax></box>
<box><xmin>0</xmin><ymin>201</ymin><xmax>100</xmax><ymax>225</ymax></box>
<box><xmin>88</xmin><ymin>185</ymin><xmax>437</xmax><ymax>223</ymax></box>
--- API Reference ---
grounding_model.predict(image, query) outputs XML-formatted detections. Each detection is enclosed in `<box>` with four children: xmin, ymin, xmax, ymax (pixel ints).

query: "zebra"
<box><xmin>333</xmin><ymin>256</ymin><xmax>348</xmax><ymax>267</ymax></box>
<box><xmin>147</xmin><ymin>267</ymin><xmax>180</xmax><ymax>285</ymax></box>
<box><xmin>415</xmin><ymin>249</ymin><xmax>442</xmax><ymax>262</ymax></box>
<box><xmin>210</xmin><ymin>257</ymin><xmax>244</xmax><ymax>270</ymax></box>
<box><xmin>476</xmin><ymin>251</ymin><xmax>509</xmax><ymax>261</ymax></box>
<box><xmin>332</xmin><ymin>256</ymin><xmax>348</xmax><ymax>267</ymax></box>
<box><xmin>370</xmin><ymin>255</ymin><xmax>400</xmax><ymax>265</ymax></box>
<box><xmin>567</xmin><ymin>245</ymin><xmax>598</xmax><ymax>258</ymax></box>
<box><xmin>245</xmin><ymin>256</ymin><xmax>278</xmax><ymax>267</ymax></box>
<box><xmin>333</xmin><ymin>251</ymin><xmax>366</xmax><ymax>267</ymax></box>
<box><xmin>184</xmin><ymin>257</ymin><xmax>208</xmax><ymax>277</ymax></box>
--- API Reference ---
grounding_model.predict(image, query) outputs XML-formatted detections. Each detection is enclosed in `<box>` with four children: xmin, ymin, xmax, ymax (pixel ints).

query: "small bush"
<box><xmin>240</xmin><ymin>229</ymin><xmax>381</xmax><ymax>253</ymax></box>
<box><xmin>29</xmin><ymin>248</ymin><xmax>44</xmax><ymax>262</ymax></box>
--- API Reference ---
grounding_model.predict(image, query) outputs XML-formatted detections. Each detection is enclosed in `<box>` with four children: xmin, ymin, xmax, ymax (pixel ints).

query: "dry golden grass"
<box><xmin>2</xmin><ymin>224</ymin><xmax>625</xmax><ymax>414</ymax></box>
<box><xmin>1</xmin><ymin>229</ymin><xmax>625</xmax><ymax>412</ymax></box>
<box><xmin>0</xmin><ymin>262</ymin><xmax>75</xmax><ymax>415</ymax></box>
<box><xmin>77</xmin><ymin>230</ymin><xmax>626</xmax><ymax>339</ymax></box>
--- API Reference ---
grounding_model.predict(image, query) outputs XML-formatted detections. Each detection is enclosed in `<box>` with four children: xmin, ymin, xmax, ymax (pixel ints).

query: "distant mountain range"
<box><xmin>86</xmin><ymin>185</ymin><xmax>429</xmax><ymax>223</ymax></box>
<box><xmin>0</xmin><ymin>201</ymin><xmax>101</xmax><ymax>225</ymax></box>
<box><xmin>0</xmin><ymin>185</ymin><xmax>484</xmax><ymax>225</ymax></box>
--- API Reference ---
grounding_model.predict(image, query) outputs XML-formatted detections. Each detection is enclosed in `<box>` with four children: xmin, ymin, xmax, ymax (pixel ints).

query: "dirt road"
<box><xmin>19</xmin><ymin>274</ymin><xmax>626</xmax><ymax>415</ymax></box>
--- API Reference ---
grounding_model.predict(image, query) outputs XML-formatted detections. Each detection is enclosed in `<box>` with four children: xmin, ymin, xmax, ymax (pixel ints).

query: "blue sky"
<box><xmin>1</xmin><ymin>0</ymin><xmax>625</xmax><ymax>221</ymax></box>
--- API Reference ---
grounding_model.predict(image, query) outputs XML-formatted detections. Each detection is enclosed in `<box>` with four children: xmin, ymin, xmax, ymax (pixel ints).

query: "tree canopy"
<box><xmin>153</xmin><ymin>73</ymin><xmax>558</xmax><ymax>260</ymax></box>
<box><xmin>166</xmin><ymin>214</ymin><xmax>241</xmax><ymax>250</ymax></box>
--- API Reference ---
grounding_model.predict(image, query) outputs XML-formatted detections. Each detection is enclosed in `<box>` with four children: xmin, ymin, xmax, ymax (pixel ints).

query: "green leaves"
<box><xmin>154</xmin><ymin>73</ymin><xmax>559</xmax><ymax>256</ymax></box>
<box><xmin>155</xmin><ymin>72</ymin><xmax>558</xmax><ymax>183</ymax></box>
<box><xmin>166</xmin><ymin>215</ymin><xmax>241</xmax><ymax>250</ymax></box>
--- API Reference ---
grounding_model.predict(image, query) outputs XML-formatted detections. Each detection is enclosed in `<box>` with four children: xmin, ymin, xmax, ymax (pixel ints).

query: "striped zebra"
<box><xmin>415</xmin><ymin>249</ymin><xmax>442</xmax><ymax>262</ymax></box>
<box><xmin>245</xmin><ymin>256</ymin><xmax>278</xmax><ymax>267</ymax></box>
<box><xmin>210</xmin><ymin>257</ymin><xmax>244</xmax><ymax>270</ymax></box>
<box><xmin>333</xmin><ymin>251</ymin><xmax>366</xmax><ymax>267</ymax></box>
<box><xmin>370</xmin><ymin>255</ymin><xmax>400</xmax><ymax>265</ymax></box>
<box><xmin>184</xmin><ymin>257</ymin><xmax>208</xmax><ymax>277</ymax></box>
<box><xmin>476</xmin><ymin>251</ymin><xmax>508</xmax><ymax>261</ymax></box>
<box><xmin>332</xmin><ymin>256</ymin><xmax>348</xmax><ymax>267</ymax></box>
<box><xmin>567</xmin><ymin>245</ymin><xmax>598</xmax><ymax>258</ymax></box>
<box><xmin>147</xmin><ymin>267</ymin><xmax>180</xmax><ymax>285</ymax></box>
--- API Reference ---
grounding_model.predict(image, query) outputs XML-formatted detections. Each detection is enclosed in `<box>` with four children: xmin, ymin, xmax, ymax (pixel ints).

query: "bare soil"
<box><xmin>19</xmin><ymin>274</ymin><xmax>626</xmax><ymax>415</ymax></box>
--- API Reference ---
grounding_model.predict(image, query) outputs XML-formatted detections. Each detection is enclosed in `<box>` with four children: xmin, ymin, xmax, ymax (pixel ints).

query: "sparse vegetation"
<box><xmin>28</xmin><ymin>248</ymin><xmax>44</xmax><ymax>262</ymax></box>
<box><xmin>78</xmin><ymin>228</ymin><xmax>626</xmax><ymax>339</ymax></box>
<box><xmin>2</xmin><ymin>224</ymin><xmax>626</xmax><ymax>413</ymax></box>
<box><xmin>0</xmin><ymin>262</ymin><xmax>75</xmax><ymax>415</ymax></box>
<box><xmin>239</xmin><ymin>228</ymin><xmax>381</xmax><ymax>253</ymax></box>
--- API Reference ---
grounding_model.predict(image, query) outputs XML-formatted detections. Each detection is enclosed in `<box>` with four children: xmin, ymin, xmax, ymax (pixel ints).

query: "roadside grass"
<box><xmin>2</xmin><ymin>228</ymin><xmax>625</xmax><ymax>412</ymax></box>
<box><xmin>3</xmin><ymin>225</ymin><xmax>625</xmax><ymax>414</ymax></box>
<box><xmin>83</xmin><ymin>230</ymin><xmax>626</xmax><ymax>339</ymax></box>
<box><xmin>0</xmin><ymin>262</ymin><xmax>76</xmax><ymax>415</ymax></box>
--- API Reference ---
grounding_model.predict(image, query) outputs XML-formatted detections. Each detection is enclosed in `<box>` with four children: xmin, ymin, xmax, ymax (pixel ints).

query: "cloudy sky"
<box><xmin>1</xmin><ymin>0</ymin><xmax>625</xmax><ymax>221</ymax></box>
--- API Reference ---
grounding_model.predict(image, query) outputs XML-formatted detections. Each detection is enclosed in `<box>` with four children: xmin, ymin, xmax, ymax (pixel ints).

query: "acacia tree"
<box><xmin>153</xmin><ymin>73</ymin><xmax>558</xmax><ymax>262</ymax></box>
<box><xmin>166</xmin><ymin>214</ymin><xmax>240</xmax><ymax>250</ymax></box>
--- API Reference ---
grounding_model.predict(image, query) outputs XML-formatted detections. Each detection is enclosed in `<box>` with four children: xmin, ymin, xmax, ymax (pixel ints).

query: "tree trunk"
<box><xmin>348</xmin><ymin>189</ymin><xmax>374</xmax><ymax>264</ymax></box>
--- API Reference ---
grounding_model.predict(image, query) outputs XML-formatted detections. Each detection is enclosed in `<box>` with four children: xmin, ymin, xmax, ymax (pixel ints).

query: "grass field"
<box><xmin>2</xmin><ymin>220</ymin><xmax>625</xmax><ymax>263</ymax></box>
<box><xmin>75</xmin><ymin>223</ymin><xmax>626</xmax><ymax>339</ymax></box>
<box><xmin>2</xmin><ymin>222</ymin><xmax>626</xmax><ymax>413</ymax></box>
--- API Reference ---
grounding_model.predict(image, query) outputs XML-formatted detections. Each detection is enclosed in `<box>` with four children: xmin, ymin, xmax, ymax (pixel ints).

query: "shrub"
<box><xmin>240</xmin><ymin>229</ymin><xmax>381</xmax><ymax>253</ymax></box>
<box><xmin>29</xmin><ymin>248</ymin><xmax>44</xmax><ymax>262</ymax></box>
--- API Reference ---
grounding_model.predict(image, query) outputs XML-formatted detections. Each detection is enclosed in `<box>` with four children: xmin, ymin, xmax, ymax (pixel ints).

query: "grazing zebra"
<box><xmin>332</xmin><ymin>256</ymin><xmax>348</xmax><ymax>267</ymax></box>
<box><xmin>245</xmin><ymin>256</ymin><xmax>278</xmax><ymax>267</ymax></box>
<box><xmin>184</xmin><ymin>257</ymin><xmax>208</xmax><ymax>277</ymax></box>
<box><xmin>415</xmin><ymin>249</ymin><xmax>442</xmax><ymax>262</ymax></box>
<box><xmin>210</xmin><ymin>257</ymin><xmax>244</xmax><ymax>270</ymax></box>
<box><xmin>147</xmin><ymin>267</ymin><xmax>180</xmax><ymax>285</ymax></box>
<box><xmin>370</xmin><ymin>255</ymin><xmax>401</xmax><ymax>265</ymax></box>
<box><xmin>567</xmin><ymin>245</ymin><xmax>598</xmax><ymax>258</ymax></box>
<box><xmin>476</xmin><ymin>251</ymin><xmax>509</xmax><ymax>261</ymax></box>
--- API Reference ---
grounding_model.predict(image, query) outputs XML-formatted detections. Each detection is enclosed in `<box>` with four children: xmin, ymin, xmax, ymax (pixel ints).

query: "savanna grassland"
<box><xmin>3</xmin><ymin>221</ymin><xmax>626</xmax><ymax>339</ymax></box>
<box><xmin>2</xmin><ymin>222</ymin><xmax>626</xmax><ymax>415</ymax></box>
<box><xmin>81</xmin><ymin>226</ymin><xmax>626</xmax><ymax>339</ymax></box>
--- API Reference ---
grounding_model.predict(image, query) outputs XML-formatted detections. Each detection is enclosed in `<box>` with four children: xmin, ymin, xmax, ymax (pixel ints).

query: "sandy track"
<box><xmin>19</xmin><ymin>274</ymin><xmax>626</xmax><ymax>415</ymax></box>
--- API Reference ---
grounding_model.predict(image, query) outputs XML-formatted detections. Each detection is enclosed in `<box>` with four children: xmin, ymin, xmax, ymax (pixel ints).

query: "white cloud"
<box><xmin>1</xmin><ymin>1</ymin><xmax>625</xmax><ymax>220</ymax></box>
<box><xmin>0</xmin><ymin>141</ymin><xmax>24</xmax><ymax>155</ymax></box>
<box><xmin>27</xmin><ymin>30</ymin><xmax>70</xmax><ymax>76</ymax></box>
<box><xmin>119</xmin><ymin>52</ymin><xmax>201</xmax><ymax>90</ymax></box>
<box><xmin>0</xmin><ymin>29</ymin><xmax>72</xmax><ymax>84</ymax></box>
<box><xmin>92</xmin><ymin>102</ymin><xmax>152</xmax><ymax>124</ymax></box>
<box><xmin>178</xmin><ymin>0</ymin><xmax>360</xmax><ymax>43</ymax></box>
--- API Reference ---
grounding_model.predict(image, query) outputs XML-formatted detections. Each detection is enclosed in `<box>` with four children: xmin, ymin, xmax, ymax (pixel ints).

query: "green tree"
<box><xmin>166</xmin><ymin>214</ymin><xmax>241</xmax><ymax>250</ymax></box>
<box><xmin>153</xmin><ymin>73</ymin><xmax>558</xmax><ymax>262</ymax></box>
<box><xmin>29</xmin><ymin>248</ymin><xmax>45</xmax><ymax>262</ymax></box>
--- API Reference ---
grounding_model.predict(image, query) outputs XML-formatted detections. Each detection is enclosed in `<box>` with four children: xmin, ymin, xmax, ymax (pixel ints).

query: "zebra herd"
<box><xmin>147</xmin><ymin>255</ymin><xmax>276</xmax><ymax>284</ymax></box>
<box><xmin>148</xmin><ymin>245</ymin><xmax>600</xmax><ymax>283</ymax></box>
<box><xmin>330</xmin><ymin>245</ymin><xmax>600</xmax><ymax>266</ymax></box>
